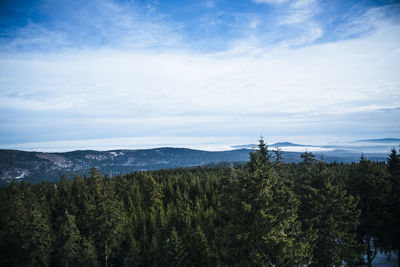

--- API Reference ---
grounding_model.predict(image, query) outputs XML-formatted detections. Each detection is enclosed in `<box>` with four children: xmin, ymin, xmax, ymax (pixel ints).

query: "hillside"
<box><xmin>0</xmin><ymin>148</ymin><xmax>251</xmax><ymax>183</ymax></box>
<box><xmin>0</xmin><ymin>144</ymin><xmax>392</xmax><ymax>183</ymax></box>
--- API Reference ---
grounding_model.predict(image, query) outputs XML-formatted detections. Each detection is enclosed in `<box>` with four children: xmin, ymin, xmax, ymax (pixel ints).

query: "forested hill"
<box><xmin>0</xmin><ymin>148</ymin><xmax>250</xmax><ymax>183</ymax></box>
<box><xmin>0</xmin><ymin>145</ymin><xmax>391</xmax><ymax>183</ymax></box>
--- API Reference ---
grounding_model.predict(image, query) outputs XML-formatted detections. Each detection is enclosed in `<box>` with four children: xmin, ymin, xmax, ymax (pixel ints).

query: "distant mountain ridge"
<box><xmin>270</xmin><ymin>142</ymin><xmax>312</xmax><ymax>147</ymax></box>
<box><xmin>354</xmin><ymin>138</ymin><xmax>400</xmax><ymax>143</ymax></box>
<box><xmin>0</xmin><ymin>141</ymin><xmax>393</xmax><ymax>183</ymax></box>
<box><xmin>232</xmin><ymin>142</ymin><xmax>310</xmax><ymax>149</ymax></box>
<box><xmin>231</xmin><ymin>144</ymin><xmax>257</xmax><ymax>149</ymax></box>
<box><xmin>0</xmin><ymin>148</ymin><xmax>251</xmax><ymax>183</ymax></box>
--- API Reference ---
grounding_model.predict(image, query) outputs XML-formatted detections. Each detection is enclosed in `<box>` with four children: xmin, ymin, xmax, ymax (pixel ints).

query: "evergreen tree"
<box><xmin>166</xmin><ymin>227</ymin><xmax>187</xmax><ymax>266</ymax></box>
<box><xmin>187</xmin><ymin>226</ymin><xmax>210</xmax><ymax>266</ymax></box>
<box><xmin>222</xmin><ymin>138</ymin><xmax>309</xmax><ymax>266</ymax></box>
<box><xmin>295</xmin><ymin>154</ymin><xmax>362</xmax><ymax>265</ymax></box>
<box><xmin>248</xmin><ymin>137</ymin><xmax>271</xmax><ymax>172</ymax></box>
<box><xmin>309</xmin><ymin>165</ymin><xmax>361</xmax><ymax>266</ymax></box>
<box><xmin>57</xmin><ymin>209</ymin><xmax>81</xmax><ymax>267</ymax></box>
<box><xmin>25</xmin><ymin>198</ymin><xmax>53</xmax><ymax>266</ymax></box>
<box><xmin>272</xmin><ymin>146</ymin><xmax>284</xmax><ymax>167</ymax></box>
<box><xmin>78</xmin><ymin>237</ymin><xmax>98</xmax><ymax>267</ymax></box>
<box><xmin>141</xmin><ymin>173</ymin><xmax>163</xmax><ymax>210</ymax></box>
<box><xmin>300</xmin><ymin>151</ymin><xmax>316</xmax><ymax>166</ymax></box>
<box><xmin>126</xmin><ymin>237</ymin><xmax>143</xmax><ymax>266</ymax></box>
<box><xmin>93</xmin><ymin>177</ymin><xmax>126</xmax><ymax>266</ymax></box>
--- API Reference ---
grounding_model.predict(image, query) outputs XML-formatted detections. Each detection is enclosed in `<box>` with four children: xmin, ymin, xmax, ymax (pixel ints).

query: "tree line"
<box><xmin>0</xmin><ymin>139</ymin><xmax>399</xmax><ymax>266</ymax></box>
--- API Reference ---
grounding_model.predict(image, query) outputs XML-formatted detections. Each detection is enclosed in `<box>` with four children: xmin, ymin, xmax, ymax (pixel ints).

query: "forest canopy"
<box><xmin>0</xmin><ymin>139</ymin><xmax>399</xmax><ymax>266</ymax></box>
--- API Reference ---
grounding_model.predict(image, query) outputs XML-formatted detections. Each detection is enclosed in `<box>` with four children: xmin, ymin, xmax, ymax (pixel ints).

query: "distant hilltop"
<box><xmin>232</xmin><ymin>142</ymin><xmax>311</xmax><ymax>149</ymax></box>
<box><xmin>270</xmin><ymin>142</ymin><xmax>313</xmax><ymax>147</ymax></box>
<box><xmin>354</xmin><ymin>138</ymin><xmax>400</xmax><ymax>143</ymax></box>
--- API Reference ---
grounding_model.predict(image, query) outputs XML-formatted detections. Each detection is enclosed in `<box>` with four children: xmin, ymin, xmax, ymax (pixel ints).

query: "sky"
<box><xmin>0</xmin><ymin>0</ymin><xmax>399</xmax><ymax>151</ymax></box>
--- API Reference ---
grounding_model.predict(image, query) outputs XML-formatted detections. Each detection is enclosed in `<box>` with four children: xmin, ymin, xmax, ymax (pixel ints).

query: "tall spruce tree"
<box><xmin>26</xmin><ymin>195</ymin><xmax>53</xmax><ymax>266</ymax></box>
<box><xmin>166</xmin><ymin>227</ymin><xmax>187</xmax><ymax>266</ymax></box>
<box><xmin>309</xmin><ymin>165</ymin><xmax>361</xmax><ymax>266</ymax></box>
<box><xmin>222</xmin><ymin>138</ymin><xmax>309</xmax><ymax>266</ymax></box>
<box><xmin>57</xmin><ymin>209</ymin><xmax>81</xmax><ymax>267</ymax></box>
<box><xmin>94</xmin><ymin>176</ymin><xmax>125</xmax><ymax>266</ymax></box>
<box><xmin>141</xmin><ymin>173</ymin><xmax>163</xmax><ymax>210</ymax></box>
<box><xmin>296</xmin><ymin>154</ymin><xmax>362</xmax><ymax>266</ymax></box>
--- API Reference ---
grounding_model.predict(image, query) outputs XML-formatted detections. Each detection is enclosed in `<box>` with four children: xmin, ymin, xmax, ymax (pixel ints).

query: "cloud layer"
<box><xmin>0</xmin><ymin>0</ymin><xmax>399</xmax><ymax>150</ymax></box>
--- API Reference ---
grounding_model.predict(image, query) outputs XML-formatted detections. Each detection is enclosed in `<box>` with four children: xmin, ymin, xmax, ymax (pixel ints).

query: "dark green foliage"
<box><xmin>295</xmin><ymin>155</ymin><xmax>362</xmax><ymax>266</ymax></box>
<box><xmin>0</xmin><ymin>141</ymin><xmax>396</xmax><ymax>266</ymax></box>
<box><xmin>0</xmin><ymin>182</ymin><xmax>53</xmax><ymax>266</ymax></box>
<box><xmin>141</xmin><ymin>173</ymin><xmax>163</xmax><ymax>210</ymax></box>
<box><xmin>387</xmin><ymin>148</ymin><xmax>400</xmax><ymax>266</ymax></box>
<box><xmin>309</xmin><ymin>165</ymin><xmax>361</xmax><ymax>266</ymax></box>
<box><xmin>300</xmin><ymin>151</ymin><xmax>316</xmax><ymax>165</ymax></box>
<box><xmin>79</xmin><ymin>237</ymin><xmax>98</xmax><ymax>266</ymax></box>
<box><xmin>187</xmin><ymin>226</ymin><xmax>211</xmax><ymax>266</ymax></box>
<box><xmin>165</xmin><ymin>227</ymin><xmax>187</xmax><ymax>266</ymax></box>
<box><xmin>350</xmin><ymin>156</ymin><xmax>391</xmax><ymax>266</ymax></box>
<box><xmin>221</xmin><ymin>138</ymin><xmax>309</xmax><ymax>266</ymax></box>
<box><xmin>56</xmin><ymin>209</ymin><xmax>81</xmax><ymax>266</ymax></box>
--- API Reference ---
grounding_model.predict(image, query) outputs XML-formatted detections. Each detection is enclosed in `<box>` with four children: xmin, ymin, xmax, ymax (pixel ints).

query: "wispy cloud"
<box><xmin>252</xmin><ymin>0</ymin><xmax>290</xmax><ymax>4</ymax></box>
<box><xmin>1</xmin><ymin>23</ymin><xmax>72</xmax><ymax>50</ymax></box>
<box><xmin>279</xmin><ymin>0</ymin><xmax>320</xmax><ymax>25</ymax></box>
<box><xmin>0</xmin><ymin>0</ymin><xmax>183</xmax><ymax>51</ymax></box>
<box><xmin>335</xmin><ymin>4</ymin><xmax>400</xmax><ymax>39</ymax></box>
<box><xmin>205</xmin><ymin>1</ymin><xmax>216</xmax><ymax>8</ymax></box>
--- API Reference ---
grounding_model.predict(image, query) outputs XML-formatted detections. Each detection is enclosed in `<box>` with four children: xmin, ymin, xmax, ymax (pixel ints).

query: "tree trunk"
<box><xmin>366</xmin><ymin>234</ymin><xmax>372</xmax><ymax>267</ymax></box>
<box><xmin>105</xmin><ymin>242</ymin><xmax>108</xmax><ymax>267</ymax></box>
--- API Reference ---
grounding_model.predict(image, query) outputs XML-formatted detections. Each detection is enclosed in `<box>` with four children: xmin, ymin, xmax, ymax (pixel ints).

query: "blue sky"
<box><xmin>0</xmin><ymin>0</ymin><xmax>399</xmax><ymax>151</ymax></box>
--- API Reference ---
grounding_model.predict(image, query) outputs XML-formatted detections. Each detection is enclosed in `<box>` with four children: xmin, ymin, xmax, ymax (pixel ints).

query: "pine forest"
<box><xmin>1</xmin><ymin>139</ymin><xmax>399</xmax><ymax>267</ymax></box>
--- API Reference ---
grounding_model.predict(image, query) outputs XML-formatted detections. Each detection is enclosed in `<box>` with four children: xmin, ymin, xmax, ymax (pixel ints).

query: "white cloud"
<box><xmin>1</xmin><ymin>20</ymin><xmax>399</xmax><ymax>120</ymax></box>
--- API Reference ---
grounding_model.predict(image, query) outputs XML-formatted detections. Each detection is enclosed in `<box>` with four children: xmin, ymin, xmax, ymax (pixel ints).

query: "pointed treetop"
<box><xmin>300</xmin><ymin>151</ymin><xmax>316</xmax><ymax>165</ymax></box>
<box><xmin>248</xmin><ymin>137</ymin><xmax>271</xmax><ymax>172</ymax></box>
